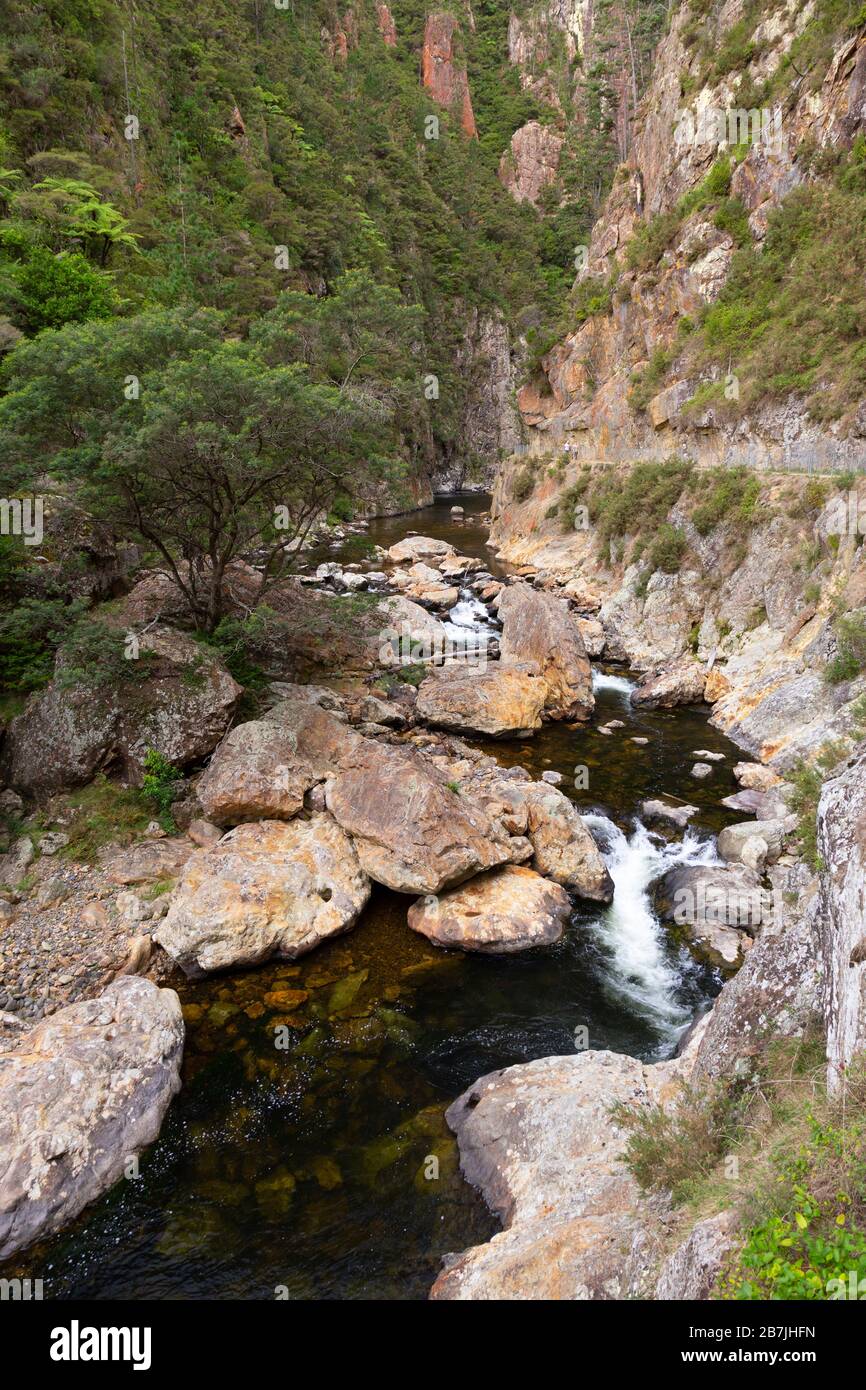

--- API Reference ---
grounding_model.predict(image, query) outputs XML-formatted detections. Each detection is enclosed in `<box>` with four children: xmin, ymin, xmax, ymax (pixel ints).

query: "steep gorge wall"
<box><xmin>517</xmin><ymin>1</ymin><xmax>866</xmax><ymax>471</ymax></box>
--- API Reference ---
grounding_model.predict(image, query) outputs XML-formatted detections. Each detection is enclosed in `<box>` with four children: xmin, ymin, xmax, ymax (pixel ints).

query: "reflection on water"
<box><xmin>6</xmin><ymin>494</ymin><xmax>747</xmax><ymax>1300</ymax></box>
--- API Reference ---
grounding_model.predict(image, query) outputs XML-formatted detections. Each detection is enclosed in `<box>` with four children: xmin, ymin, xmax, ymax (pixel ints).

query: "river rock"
<box><xmin>408</xmin><ymin>865</ymin><xmax>571</xmax><ymax>954</ymax></box>
<box><xmin>733</xmin><ymin>762</ymin><xmax>783</xmax><ymax>792</ymax></box>
<box><xmin>105</xmin><ymin>837</ymin><xmax>195</xmax><ymax>885</ymax></box>
<box><xmin>523</xmin><ymin>784</ymin><xmax>613</xmax><ymax>901</ymax></box>
<box><xmin>376</xmin><ymin>594</ymin><xmax>449</xmax><ymax>660</ymax></box>
<box><xmin>690</xmin><ymin>762</ymin><xmax>713</xmax><ymax>780</ymax></box>
<box><xmin>498</xmin><ymin>582</ymin><xmax>594</xmax><ymax>721</ymax></box>
<box><xmin>717</xmin><ymin>819</ymin><xmax>785</xmax><ymax>866</ymax></box>
<box><xmin>654</xmin><ymin>863</ymin><xmax>766</xmax><ymax>935</ymax></box>
<box><xmin>0</xmin><ymin>977</ymin><xmax>183</xmax><ymax>1260</ymax></box>
<box><xmin>630</xmin><ymin>657</ymin><xmax>707</xmax><ymax>709</ymax></box>
<box><xmin>387</xmin><ymin>536</ymin><xmax>455</xmax><ymax>563</ymax></box>
<box><xmin>155</xmin><ymin>815</ymin><xmax>370</xmax><ymax>976</ymax></box>
<box><xmin>430</xmin><ymin>1050</ymin><xmax>672</xmax><ymax>1301</ymax></box>
<box><xmin>641</xmin><ymin>799</ymin><xmax>699</xmax><ymax>828</ymax></box>
<box><xmin>0</xmin><ymin>626</ymin><xmax>241</xmax><ymax>794</ymax></box>
<box><xmin>325</xmin><ymin>742</ymin><xmax>529</xmax><ymax>894</ymax></box>
<box><xmin>415</xmin><ymin>662</ymin><xmax>547</xmax><ymax>737</ymax></box>
<box><xmin>197</xmin><ymin>698</ymin><xmax>364</xmax><ymax>824</ymax></box>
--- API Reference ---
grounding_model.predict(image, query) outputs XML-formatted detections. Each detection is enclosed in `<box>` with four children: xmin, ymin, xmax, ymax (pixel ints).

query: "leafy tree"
<box><xmin>0</xmin><ymin>306</ymin><xmax>405</xmax><ymax>630</ymax></box>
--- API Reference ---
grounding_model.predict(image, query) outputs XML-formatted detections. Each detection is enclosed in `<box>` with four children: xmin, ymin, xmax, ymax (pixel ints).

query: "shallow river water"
<box><xmin>13</xmin><ymin>495</ymin><xmax>746</xmax><ymax>1300</ymax></box>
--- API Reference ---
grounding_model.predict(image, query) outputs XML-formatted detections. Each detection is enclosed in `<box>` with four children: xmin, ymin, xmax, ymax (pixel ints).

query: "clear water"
<box><xmin>3</xmin><ymin>494</ymin><xmax>745</xmax><ymax>1300</ymax></box>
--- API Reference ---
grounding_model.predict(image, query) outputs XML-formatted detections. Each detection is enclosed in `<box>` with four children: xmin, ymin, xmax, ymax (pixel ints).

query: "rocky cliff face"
<box><xmin>519</xmin><ymin>2</ymin><xmax>866</xmax><ymax>469</ymax></box>
<box><xmin>818</xmin><ymin>750</ymin><xmax>866</xmax><ymax>1095</ymax></box>
<box><xmin>490</xmin><ymin>459</ymin><xmax>866</xmax><ymax>770</ymax></box>
<box><xmin>422</xmin><ymin>12</ymin><xmax>478</xmax><ymax>138</ymax></box>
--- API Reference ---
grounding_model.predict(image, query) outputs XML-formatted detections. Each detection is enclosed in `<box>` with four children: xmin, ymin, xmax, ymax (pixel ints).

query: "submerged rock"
<box><xmin>498</xmin><ymin>582</ymin><xmax>594</xmax><ymax>721</ymax></box>
<box><xmin>415</xmin><ymin>662</ymin><xmax>547</xmax><ymax>737</ymax></box>
<box><xmin>408</xmin><ymin>864</ymin><xmax>571</xmax><ymax>953</ymax></box>
<box><xmin>156</xmin><ymin>815</ymin><xmax>370</xmax><ymax>976</ymax></box>
<box><xmin>0</xmin><ymin>977</ymin><xmax>183</xmax><ymax>1260</ymax></box>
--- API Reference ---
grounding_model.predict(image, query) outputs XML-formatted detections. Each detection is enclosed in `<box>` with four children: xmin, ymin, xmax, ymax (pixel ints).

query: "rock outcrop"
<box><xmin>421</xmin><ymin>13</ymin><xmax>477</xmax><ymax>138</ymax></box>
<box><xmin>630</xmin><ymin>657</ymin><xmax>707</xmax><ymax>710</ymax></box>
<box><xmin>499</xmin><ymin>121</ymin><xmax>563</xmax><ymax>206</ymax></box>
<box><xmin>415</xmin><ymin>662</ymin><xmax>547</xmax><ymax>737</ymax></box>
<box><xmin>0</xmin><ymin>626</ymin><xmax>241</xmax><ymax>793</ymax></box>
<box><xmin>325</xmin><ymin>741</ymin><xmax>531</xmax><ymax>894</ymax></box>
<box><xmin>498</xmin><ymin>582</ymin><xmax>593</xmax><ymax>720</ymax></box>
<box><xmin>408</xmin><ymin>864</ymin><xmax>571</xmax><ymax>954</ymax></box>
<box><xmin>430</xmin><ymin>1049</ymin><xmax>684</xmax><ymax>1300</ymax></box>
<box><xmin>155</xmin><ymin>815</ymin><xmax>370</xmax><ymax>976</ymax></box>
<box><xmin>817</xmin><ymin>752</ymin><xmax>866</xmax><ymax>1095</ymax></box>
<box><xmin>0</xmin><ymin>978</ymin><xmax>183</xmax><ymax>1259</ymax></box>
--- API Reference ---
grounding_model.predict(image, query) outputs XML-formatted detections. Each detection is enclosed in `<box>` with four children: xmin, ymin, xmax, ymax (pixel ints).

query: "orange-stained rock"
<box><xmin>422</xmin><ymin>13</ymin><xmax>477</xmax><ymax>138</ymax></box>
<box><xmin>377</xmin><ymin>2</ymin><xmax>396</xmax><ymax>46</ymax></box>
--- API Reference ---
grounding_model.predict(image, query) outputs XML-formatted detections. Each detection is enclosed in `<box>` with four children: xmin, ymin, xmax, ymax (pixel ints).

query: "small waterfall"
<box><xmin>442</xmin><ymin>587</ymin><xmax>496</xmax><ymax>658</ymax></box>
<box><xmin>582</xmin><ymin>814</ymin><xmax>720</xmax><ymax>1046</ymax></box>
<box><xmin>591</xmin><ymin>668</ymin><xmax>636</xmax><ymax>697</ymax></box>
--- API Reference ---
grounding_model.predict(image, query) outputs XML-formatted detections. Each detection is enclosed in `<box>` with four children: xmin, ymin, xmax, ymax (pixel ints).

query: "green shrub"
<box><xmin>788</xmin><ymin>741</ymin><xmax>847</xmax><ymax>867</ymax></box>
<box><xmin>0</xmin><ymin>595</ymin><xmax>89</xmax><ymax>694</ymax></box>
<box><xmin>825</xmin><ymin>610</ymin><xmax>866</xmax><ymax>683</ymax></box>
<box><xmin>691</xmin><ymin>468</ymin><xmax>761</xmax><ymax>535</ymax></box>
<box><xmin>56</xmin><ymin>617</ymin><xmax>153</xmax><ymax>691</ymax></box>
<box><xmin>141</xmin><ymin>749</ymin><xmax>182</xmax><ymax>831</ymax></box>
<box><xmin>512</xmin><ymin>464</ymin><xmax>536</xmax><ymax>502</ymax></box>
<box><xmin>648</xmin><ymin>523</ymin><xmax>688</xmax><ymax>574</ymax></box>
<box><xmin>629</xmin><ymin>345</ymin><xmax>673</xmax><ymax>412</ymax></box>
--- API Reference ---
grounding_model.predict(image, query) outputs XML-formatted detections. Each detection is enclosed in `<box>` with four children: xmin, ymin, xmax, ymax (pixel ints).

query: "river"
<box><xmin>15</xmin><ymin>494</ymin><xmax>745</xmax><ymax>1300</ymax></box>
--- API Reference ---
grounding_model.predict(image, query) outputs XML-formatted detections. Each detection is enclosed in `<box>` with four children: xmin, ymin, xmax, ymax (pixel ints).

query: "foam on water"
<box><xmin>591</xmin><ymin>668</ymin><xmax>636</xmax><ymax>696</ymax></box>
<box><xmin>582</xmin><ymin>814</ymin><xmax>720</xmax><ymax>1044</ymax></box>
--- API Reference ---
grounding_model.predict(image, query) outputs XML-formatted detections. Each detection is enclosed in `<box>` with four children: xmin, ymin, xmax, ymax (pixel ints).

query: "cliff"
<box><xmin>519</xmin><ymin>0</ymin><xmax>866</xmax><ymax>471</ymax></box>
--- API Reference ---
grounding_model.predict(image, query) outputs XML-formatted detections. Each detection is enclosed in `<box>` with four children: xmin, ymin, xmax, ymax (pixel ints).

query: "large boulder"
<box><xmin>0</xmin><ymin>626</ymin><xmax>241</xmax><ymax>793</ymax></box>
<box><xmin>408</xmin><ymin>865</ymin><xmax>571</xmax><ymax>953</ymax></box>
<box><xmin>155</xmin><ymin>815</ymin><xmax>370</xmax><ymax>977</ymax></box>
<box><xmin>197</xmin><ymin>698</ymin><xmax>364</xmax><ymax>824</ymax></box>
<box><xmin>325</xmin><ymin>742</ymin><xmax>530</xmax><ymax>894</ymax></box>
<box><xmin>375</xmin><ymin>594</ymin><xmax>450</xmax><ymax>663</ymax></box>
<box><xmin>630</xmin><ymin>656</ymin><xmax>707</xmax><ymax>709</ymax></box>
<box><xmin>0</xmin><ymin>977</ymin><xmax>183</xmax><ymax>1259</ymax></box>
<box><xmin>717</xmin><ymin>819</ymin><xmax>786</xmax><ymax>866</ymax></box>
<box><xmin>387</xmin><ymin>536</ymin><xmax>455</xmax><ymax>563</ymax></box>
<box><xmin>415</xmin><ymin>662</ymin><xmax>547</xmax><ymax>737</ymax></box>
<box><xmin>430</xmin><ymin>1050</ymin><xmax>675</xmax><ymax>1301</ymax></box>
<box><xmin>498</xmin><ymin>582</ymin><xmax>594</xmax><ymax>721</ymax></box>
<box><xmin>523</xmin><ymin>783</ymin><xmax>613</xmax><ymax>902</ymax></box>
<box><xmin>654</xmin><ymin>863</ymin><xmax>766</xmax><ymax>965</ymax></box>
<box><xmin>155</xmin><ymin>811</ymin><xmax>369</xmax><ymax>978</ymax></box>
<box><xmin>817</xmin><ymin>752</ymin><xmax>866</xmax><ymax>1094</ymax></box>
